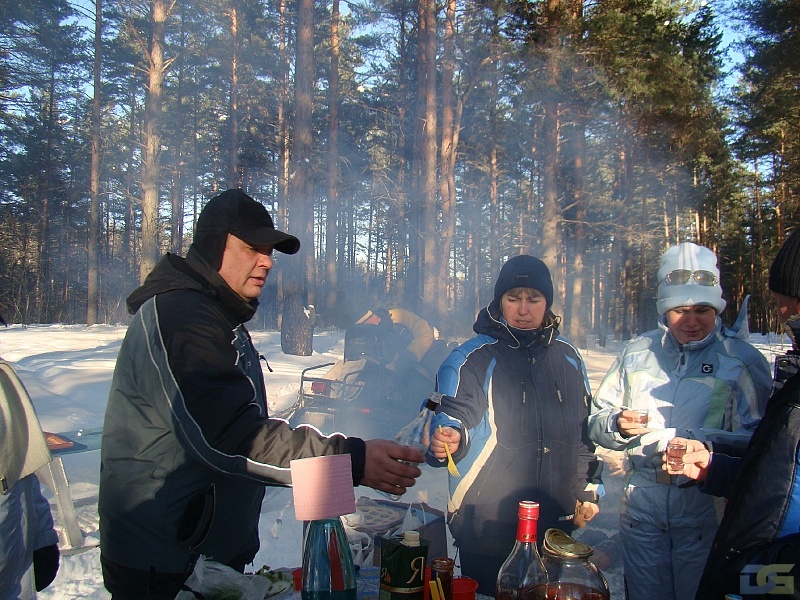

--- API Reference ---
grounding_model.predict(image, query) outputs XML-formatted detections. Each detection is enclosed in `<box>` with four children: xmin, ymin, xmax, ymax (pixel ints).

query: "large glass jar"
<box><xmin>540</xmin><ymin>529</ymin><xmax>610</xmax><ymax>600</ymax></box>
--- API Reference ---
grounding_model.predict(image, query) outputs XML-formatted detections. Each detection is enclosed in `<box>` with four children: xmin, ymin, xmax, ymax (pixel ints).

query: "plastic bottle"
<box><xmin>397</xmin><ymin>393</ymin><xmax>440</xmax><ymax>451</ymax></box>
<box><xmin>495</xmin><ymin>501</ymin><xmax>548</xmax><ymax>600</ymax></box>
<box><xmin>383</xmin><ymin>393</ymin><xmax>439</xmax><ymax>500</ymax></box>
<box><xmin>302</xmin><ymin>517</ymin><xmax>357</xmax><ymax>600</ymax></box>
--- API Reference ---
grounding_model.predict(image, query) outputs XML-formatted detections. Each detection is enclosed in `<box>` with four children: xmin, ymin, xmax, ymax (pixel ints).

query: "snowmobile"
<box><xmin>287</xmin><ymin>323</ymin><xmax>452</xmax><ymax>439</ymax></box>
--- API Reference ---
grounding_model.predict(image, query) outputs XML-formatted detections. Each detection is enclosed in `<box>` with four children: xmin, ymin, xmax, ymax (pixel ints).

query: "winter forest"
<box><xmin>1</xmin><ymin>0</ymin><xmax>798</xmax><ymax>349</ymax></box>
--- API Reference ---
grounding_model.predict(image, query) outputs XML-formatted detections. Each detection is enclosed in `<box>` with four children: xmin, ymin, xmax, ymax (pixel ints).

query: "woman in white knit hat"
<box><xmin>587</xmin><ymin>242</ymin><xmax>773</xmax><ymax>600</ymax></box>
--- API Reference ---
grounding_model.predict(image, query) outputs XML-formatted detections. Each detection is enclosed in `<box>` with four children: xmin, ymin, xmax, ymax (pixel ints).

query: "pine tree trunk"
<box><xmin>281</xmin><ymin>0</ymin><xmax>315</xmax><ymax>355</ymax></box>
<box><xmin>325</xmin><ymin>0</ymin><xmax>341</xmax><ymax>326</ymax></box>
<box><xmin>87</xmin><ymin>0</ymin><xmax>102</xmax><ymax>326</ymax></box>
<box><xmin>436</xmin><ymin>0</ymin><xmax>456</xmax><ymax>326</ymax></box>
<box><xmin>228</xmin><ymin>2</ymin><xmax>240</xmax><ymax>188</ymax></box>
<box><xmin>139</xmin><ymin>0</ymin><xmax>170</xmax><ymax>283</ymax></box>
<box><xmin>568</xmin><ymin>117</ymin><xmax>586</xmax><ymax>347</ymax></box>
<box><xmin>541</xmin><ymin>0</ymin><xmax>562</xmax><ymax>309</ymax></box>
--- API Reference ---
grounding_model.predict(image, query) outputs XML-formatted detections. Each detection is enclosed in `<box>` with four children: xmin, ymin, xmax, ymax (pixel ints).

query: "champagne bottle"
<box><xmin>495</xmin><ymin>501</ymin><xmax>548</xmax><ymax>600</ymax></box>
<box><xmin>302</xmin><ymin>517</ymin><xmax>357</xmax><ymax>600</ymax></box>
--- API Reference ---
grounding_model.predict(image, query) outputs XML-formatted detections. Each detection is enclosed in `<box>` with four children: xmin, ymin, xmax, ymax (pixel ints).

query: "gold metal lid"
<box><xmin>542</xmin><ymin>528</ymin><xmax>594</xmax><ymax>559</ymax></box>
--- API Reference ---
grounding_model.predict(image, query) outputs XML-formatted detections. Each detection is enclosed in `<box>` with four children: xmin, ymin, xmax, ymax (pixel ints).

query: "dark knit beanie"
<box><xmin>493</xmin><ymin>255</ymin><xmax>554</xmax><ymax>309</ymax></box>
<box><xmin>191</xmin><ymin>189</ymin><xmax>299</xmax><ymax>270</ymax></box>
<box><xmin>769</xmin><ymin>228</ymin><xmax>800</xmax><ymax>297</ymax></box>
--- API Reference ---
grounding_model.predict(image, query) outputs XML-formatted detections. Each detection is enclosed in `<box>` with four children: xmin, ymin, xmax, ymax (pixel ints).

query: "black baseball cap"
<box><xmin>192</xmin><ymin>189</ymin><xmax>300</xmax><ymax>269</ymax></box>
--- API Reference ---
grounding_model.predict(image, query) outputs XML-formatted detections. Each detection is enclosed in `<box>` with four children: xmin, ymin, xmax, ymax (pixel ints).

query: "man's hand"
<box><xmin>661</xmin><ymin>437</ymin><xmax>711</xmax><ymax>481</ymax></box>
<box><xmin>617</xmin><ymin>409</ymin><xmax>652</xmax><ymax>438</ymax></box>
<box><xmin>573</xmin><ymin>501</ymin><xmax>600</xmax><ymax>528</ymax></box>
<box><xmin>361</xmin><ymin>439</ymin><xmax>423</xmax><ymax>495</ymax></box>
<box><xmin>430</xmin><ymin>426</ymin><xmax>461</xmax><ymax>461</ymax></box>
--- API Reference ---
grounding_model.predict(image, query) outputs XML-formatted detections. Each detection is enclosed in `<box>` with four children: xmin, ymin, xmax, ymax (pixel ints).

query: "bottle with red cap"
<box><xmin>495</xmin><ymin>501</ymin><xmax>548</xmax><ymax>600</ymax></box>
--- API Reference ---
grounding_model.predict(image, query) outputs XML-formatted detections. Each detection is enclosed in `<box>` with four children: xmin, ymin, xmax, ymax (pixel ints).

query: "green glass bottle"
<box><xmin>302</xmin><ymin>517</ymin><xmax>357</xmax><ymax>600</ymax></box>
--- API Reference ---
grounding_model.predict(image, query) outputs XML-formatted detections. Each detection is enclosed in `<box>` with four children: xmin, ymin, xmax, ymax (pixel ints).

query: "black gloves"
<box><xmin>33</xmin><ymin>543</ymin><xmax>60</xmax><ymax>591</ymax></box>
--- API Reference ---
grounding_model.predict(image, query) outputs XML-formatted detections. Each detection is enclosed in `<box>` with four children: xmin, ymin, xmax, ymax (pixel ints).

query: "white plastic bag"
<box><xmin>389</xmin><ymin>502</ymin><xmax>425</xmax><ymax>537</ymax></box>
<box><xmin>174</xmin><ymin>555</ymin><xmax>271</xmax><ymax>600</ymax></box>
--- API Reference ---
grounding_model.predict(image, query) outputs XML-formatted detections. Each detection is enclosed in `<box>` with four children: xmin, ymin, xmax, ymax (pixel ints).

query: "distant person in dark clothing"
<box><xmin>356</xmin><ymin>307</ymin><xmax>434</xmax><ymax>370</ymax></box>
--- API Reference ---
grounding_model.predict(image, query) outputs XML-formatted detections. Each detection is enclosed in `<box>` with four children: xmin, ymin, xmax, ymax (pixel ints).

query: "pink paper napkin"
<box><xmin>290</xmin><ymin>454</ymin><xmax>356</xmax><ymax>520</ymax></box>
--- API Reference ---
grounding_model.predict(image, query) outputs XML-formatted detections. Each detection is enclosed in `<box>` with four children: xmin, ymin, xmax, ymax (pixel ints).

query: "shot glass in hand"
<box><xmin>666</xmin><ymin>439</ymin><xmax>687</xmax><ymax>474</ymax></box>
<box><xmin>632</xmin><ymin>409</ymin><xmax>649</xmax><ymax>425</ymax></box>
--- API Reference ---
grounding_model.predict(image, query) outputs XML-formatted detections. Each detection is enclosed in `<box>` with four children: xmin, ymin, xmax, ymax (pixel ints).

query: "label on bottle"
<box><xmin>379</xmin><ymin>535</ymin><xmax>430</xmax><ymax>600</ymax></box>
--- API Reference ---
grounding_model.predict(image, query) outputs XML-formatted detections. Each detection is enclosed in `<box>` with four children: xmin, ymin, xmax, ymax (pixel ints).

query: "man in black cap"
<box><xmin>99</xmin><ymin>189</ymin><xmax>424</xmax><ymax>599</ymax></box>
<box><xmin>670</xmin><ymin>227</ymin><xmax>800</xmax><ymax>600</ymax></box>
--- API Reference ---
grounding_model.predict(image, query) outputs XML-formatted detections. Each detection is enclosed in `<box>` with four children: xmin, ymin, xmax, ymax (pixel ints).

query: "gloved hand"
<box><xmin>33</xmin><ymin>543</ymin><xmax>60</xmax><ymax>591</ymax></box>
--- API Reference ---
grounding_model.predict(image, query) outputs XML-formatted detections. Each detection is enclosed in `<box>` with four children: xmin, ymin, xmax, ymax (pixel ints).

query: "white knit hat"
<box><xmin>656</xmin><ymin>242</ymin><xmax>726</xmax><ymax>315</ymax></box>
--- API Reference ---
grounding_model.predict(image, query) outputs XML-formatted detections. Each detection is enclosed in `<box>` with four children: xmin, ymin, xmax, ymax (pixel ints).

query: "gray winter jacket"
<box><xmin>588</xmin><ymin>316</ymin><xmax>772</xmax><ymax>528</ymax></box>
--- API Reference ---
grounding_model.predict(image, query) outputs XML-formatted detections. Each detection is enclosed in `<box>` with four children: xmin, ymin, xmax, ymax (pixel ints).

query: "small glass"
<box><xmin>631</xmin><ymin>409</ymin><xmax>649</xmax><ymax>425</ymax></box>
<box><xmin>666</xmin><ymin>440</ymin><xmax>687</xmax><ymax>472</ymax></box>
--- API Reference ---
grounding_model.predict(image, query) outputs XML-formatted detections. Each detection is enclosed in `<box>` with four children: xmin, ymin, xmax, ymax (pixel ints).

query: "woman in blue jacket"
<box><xmin>428</xmin><ymin>255</ymin><xmax>603</xmax><ymax>596</ymax></box>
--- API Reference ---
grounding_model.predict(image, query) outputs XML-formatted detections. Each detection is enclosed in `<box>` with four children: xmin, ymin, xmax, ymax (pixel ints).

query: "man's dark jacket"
<box><xmin>99</xmin><ymin>248</ymin><xmax>365</xmax><ymax>575</ymax></box>
<box><xmin>695</xmin><ymin>320</ymin><xmax>800</xmax><ymax>600</ymax></box>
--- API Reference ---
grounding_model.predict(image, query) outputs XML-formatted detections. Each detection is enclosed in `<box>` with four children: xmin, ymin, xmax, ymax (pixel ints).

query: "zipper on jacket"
<box><xmin>522</xmin><ymin>382</ymin><xmax>528</xmax><ymax>434</ymax></box>
<box><xmin>531</xmin><ymin>382</ymin><xmax>544</xmax><ymax>485</ymax></box>
<box><xmin>553</xmin><ymin>380</ymin><xmax>563</xmax><ymax>404</ymax></box>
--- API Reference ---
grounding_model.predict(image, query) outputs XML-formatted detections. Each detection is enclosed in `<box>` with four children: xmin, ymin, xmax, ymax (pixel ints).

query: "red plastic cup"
<box><xmin>292</xmin><ymin>567</ymin><xmax>303</xmax><ymax>591</ymax></box>
<box><xmin>452</xmin><ymin>577</ymin><xmax>478</xmax><ymax>600</ymax></box>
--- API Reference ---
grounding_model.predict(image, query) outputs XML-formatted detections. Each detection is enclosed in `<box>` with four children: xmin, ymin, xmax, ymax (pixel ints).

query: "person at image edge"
<box><xmin>674</xmin><ymin>227</ymin><xmax>800</xmax><ymax>600</ymax></box>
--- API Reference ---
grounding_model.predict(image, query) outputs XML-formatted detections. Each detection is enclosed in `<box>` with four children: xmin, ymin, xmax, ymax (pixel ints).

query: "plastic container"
<box><xmin>451</xmin><ymin>577</ymin><xmax>478</xmax><ymax>600</ymax></box>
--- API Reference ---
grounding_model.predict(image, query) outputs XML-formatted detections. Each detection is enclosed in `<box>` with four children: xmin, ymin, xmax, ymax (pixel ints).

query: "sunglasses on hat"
<box><xmin>663</xmin><ymin>269</ymin><xmax>718</xmax><ymax>286</ymax></box>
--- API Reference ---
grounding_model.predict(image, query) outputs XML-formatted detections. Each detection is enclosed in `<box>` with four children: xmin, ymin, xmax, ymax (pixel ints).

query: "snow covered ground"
<box><xmin>0</xmin><ymin>324</ymin><xmax>792</xmax><ymax>599</ymax></box>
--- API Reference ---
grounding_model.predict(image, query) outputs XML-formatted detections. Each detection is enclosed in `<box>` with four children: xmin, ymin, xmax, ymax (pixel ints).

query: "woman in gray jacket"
<box><xmin>587</xmin><ymin>242</ymin><xmax>772</xmax><ymax>600</ymax></box>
